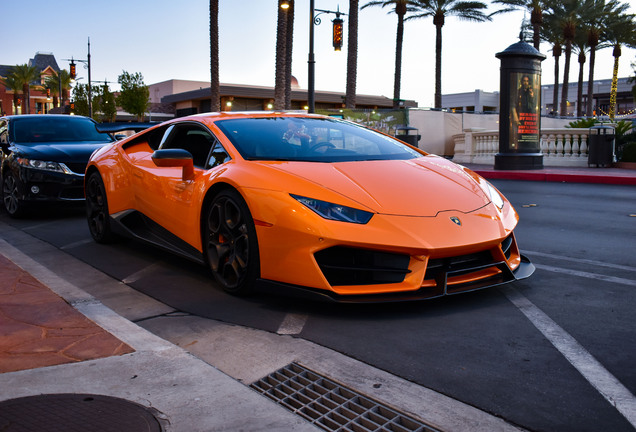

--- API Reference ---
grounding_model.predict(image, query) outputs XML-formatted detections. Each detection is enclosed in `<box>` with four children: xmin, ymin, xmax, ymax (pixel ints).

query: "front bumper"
<box><xmin>16</xmin><ymin>166</ymin><xmax>85</xmax><ymax>202</ymax></box>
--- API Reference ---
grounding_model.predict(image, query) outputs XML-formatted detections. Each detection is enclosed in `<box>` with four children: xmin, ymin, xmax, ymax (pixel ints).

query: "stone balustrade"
<box><xmin>452</xmin><ymin>128</ymin><xmax>590</xmax><ymax>167</ymax></box>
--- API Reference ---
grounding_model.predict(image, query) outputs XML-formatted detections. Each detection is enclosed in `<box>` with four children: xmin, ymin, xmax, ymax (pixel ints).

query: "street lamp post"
<box><xmin>307</xmin><ymin>2</ymin><xmax>345</xmax><ymax>113</ymax></box>
<box><xmin>65</xmin><ymin>38</ymin><xmax>93</xmax><ymax>117</ymax></box>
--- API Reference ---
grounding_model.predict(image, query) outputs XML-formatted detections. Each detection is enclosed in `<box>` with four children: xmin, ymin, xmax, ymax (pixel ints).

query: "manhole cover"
<box><xmin>0</xmin><ymin>393</ymin><xmax>163</xmax><ymax>432</ymax></box>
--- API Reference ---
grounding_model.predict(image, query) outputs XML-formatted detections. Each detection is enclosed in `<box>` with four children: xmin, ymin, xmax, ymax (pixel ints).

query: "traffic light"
<box><xmin>332</xmin><ymin>17</ymin><xmax>344</xmax><ymax>51</ymax></box>
<box><xmin>46</xmin><ymin>88</ymin><xmax>51</xmax><ymax>99</ymax></box>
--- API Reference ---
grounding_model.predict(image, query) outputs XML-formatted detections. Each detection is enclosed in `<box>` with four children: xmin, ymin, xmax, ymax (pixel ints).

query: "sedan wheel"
<box><xmin>204</xmin><ymin>189</ymin><xmax>259</xmax><ymax>294</ymax></box>
<box><xmin>85</xmin><ymin>171</ymin><xmax>116</xmax><ymax>243</ymax></box>
<box><xmin>2</xmin><ymin>172</ymin><xmax>27</xmax><ymax>218</ymax></box>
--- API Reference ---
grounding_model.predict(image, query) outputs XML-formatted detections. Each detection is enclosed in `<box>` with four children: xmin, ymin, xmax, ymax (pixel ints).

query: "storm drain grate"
<box><xmin>250</xmin><ymin>363</ymin><xmax>440</xmax><ymax>432</ymax></box>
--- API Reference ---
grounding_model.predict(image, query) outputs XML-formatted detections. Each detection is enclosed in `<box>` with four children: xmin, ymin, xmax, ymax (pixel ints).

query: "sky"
<box><xmin>2</xmin><ymin>0</ymin><xmax>636</xmax><ymax>108</ymax></box>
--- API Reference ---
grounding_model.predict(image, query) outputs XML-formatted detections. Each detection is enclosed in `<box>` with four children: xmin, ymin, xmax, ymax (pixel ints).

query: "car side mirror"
<box><xmin>151</xmin><ymin>149</ymin><xmax>195</xmax><ymax>181</ymax></box>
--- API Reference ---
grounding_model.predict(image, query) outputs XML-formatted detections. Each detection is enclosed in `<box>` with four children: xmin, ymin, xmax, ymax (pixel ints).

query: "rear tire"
<box><xmin>203</xmin><ymin>189</ymin><xmax>259</xmax><ymax>295</ymax></box>
<box><xmin>85</xmin><ymin>171</ymin><xmax>116</xmax><ymax>243</ymax></box>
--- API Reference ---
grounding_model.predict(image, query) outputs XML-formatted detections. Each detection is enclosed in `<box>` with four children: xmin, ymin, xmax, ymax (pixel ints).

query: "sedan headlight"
<box><xmin>291</xmin><ymin>194</ymin><xmax>373</xmax><ymax>224</ymax></box>
<box><xmin>484</xmin><ymin>181</ymin><xmax>505</xmax><ymax>210</ymax></box>
<box><xmin>17</xmin><ymin>158</ymin><xmax>72</xmax><ymax>174</ymax></box>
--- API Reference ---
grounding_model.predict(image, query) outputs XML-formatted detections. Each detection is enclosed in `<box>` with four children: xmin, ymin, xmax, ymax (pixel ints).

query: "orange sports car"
<box><xmin>85</xmin><ymin>112</ymin><xmax>534</xmax><ymax>302</ymax></box>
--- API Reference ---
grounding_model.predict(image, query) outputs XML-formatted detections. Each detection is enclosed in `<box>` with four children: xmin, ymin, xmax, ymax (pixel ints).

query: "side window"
<box><xmin>208</xmin><ymin>139</ymin><xmax>231</xmax><ymax>169</ymax></box>
<box><xmin>164</xmin><ymin>125</ymin><xmax>215</xmax><ymax>169</ymax></box>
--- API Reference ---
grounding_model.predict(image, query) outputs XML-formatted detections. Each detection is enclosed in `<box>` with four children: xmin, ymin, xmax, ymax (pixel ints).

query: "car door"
<box><xmin>133</xmin><ymin>123</ymin><xmax>219</xmax><ymax>248</ymax></box>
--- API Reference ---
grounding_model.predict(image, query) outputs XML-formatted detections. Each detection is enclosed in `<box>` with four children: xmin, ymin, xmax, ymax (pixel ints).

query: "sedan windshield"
<box><xmin>12</xmin><ymin>117</ymin><xmax>114</xmax><ymax>143</ymax></box>
<box><xmin>215</xmin><ymin>117</ymin><xmax>422</xmax><ymax>162</ymax></box>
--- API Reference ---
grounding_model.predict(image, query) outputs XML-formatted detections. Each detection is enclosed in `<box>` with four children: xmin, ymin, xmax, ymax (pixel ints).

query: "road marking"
<box><xmin>277</xmin><ymin>314</ymin><xmax>308</xmax><ymax>335</ymax></box>
<box><xmin>502</xmin><ymin>286</ymin><xmax>636</xmax><ymax>428</ymax></box>
<box><xmin>524</xmin><ymin>250</ymin><xmax>636</xmax><ymax>273</ymax></box>
<box><xmin>122</xmin><ymin>263</ymin><xmax>165</xmax><ymax>284</ymax></box>
<box><xmin>534</xmin><ymin>263</ymin><xmax>636</xmax><ymax>287</ymax></box>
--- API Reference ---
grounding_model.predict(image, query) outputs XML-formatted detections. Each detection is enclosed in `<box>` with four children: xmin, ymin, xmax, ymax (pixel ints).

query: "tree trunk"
<box><xmin>345</xmin><ymin>0</ymin><xmax>358</xmax><ymax>109</ymax></box>
<box><xmin>560</xmin><ymin>41</ymin><xmax>571</xmax><ymax>116</ymax></box>
<box><xmin>609</xmin><ymin>44</ymin><xmax>621</xmax><ymax>121</ymax></box>
<box><xmin>210</xmin><ymin>0</ymin><xmax>220</xmax><ymax>112</ymax></box>
<box><xmin>434</xmin><ymin>23</ymin><xmax>443</xmax><ymax>109</ymax></box>
<box><xmin>393</xmin><ymin>12</ymin><xmax>404</xmax><ymax>109</ymax></box>
<box><xmin>274</xmin><ymin>0</ymin><xmax>288</xmax><ymax>111</ymax></box>
<box><xmin>576</xmin><ymin>51</ymin><xmax>585</xmax><ymax>117</ymax></box>
<box><xmin>284</xmin><ymin>0</ymin><xmax>294</xmax><ymax>110</ymax></box>
<box><xmin>586</xmin><ymin>47</ymin><xmax>596</xmax><ymax>117</ymax></box>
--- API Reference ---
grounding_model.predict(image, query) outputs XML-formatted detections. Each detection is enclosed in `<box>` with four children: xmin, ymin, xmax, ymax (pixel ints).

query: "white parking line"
<box><xmin>60</xmin><ymin>238</ymin><xmax>94</xmax><ymax>250</ymax></box>
<box><xmin>277</xmin><ymin>314</ymin><xmax>308</xmax><ymax>335</ymax></box>
<box><xmin>524</xmin><ymin>250</ymin><xmax>636</xmax><ymax>273</ymax></box>
<box><xmin>502</xmin><ymin>286</ymin><xmax>636</xmax><ymax>428</ymax></box>
<box><xmin>534</xmin><ymin>263</ymin><xmax>636</xmax><ymax>287</ymax></box>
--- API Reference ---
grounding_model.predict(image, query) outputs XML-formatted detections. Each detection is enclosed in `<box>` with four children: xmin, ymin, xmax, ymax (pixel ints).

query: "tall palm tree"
<box><xmin>409</xmin><ymin>0</ymin><xmax>490</xmax><ymax>109</ymax></box>
<box><xmin>210</xmin><ymin>0</ymin><xmax>220</xmax><ymax>112</ymax></box>
<box><xmin>274</xmin><ymin>0</ymin><xmax>289</xmax><ymax>110</ymax></box>
<box><xmin>583</xmin><ymin>0</ymin><xmax>629</xmax><ymax>116</ymax></box>
<box><xmin>346</xmin><ymin>0</ymin><xmax>359</xmax><ymax>108</ymax></box>
<box><xmin>545</xmin><ymin>0</ymin><xmax>587</xmax><ymax>116</ymax></box>
<box><xmin>572</xmin><ymin>37</ymin><xmax>588</xmax><ymax>116</ymax></box>
<box><xmin>491</xmin><ymin>0</ymin><xmax>549</xmax><ymax>50</ymax></box>
<box><xmin>362</xmin><ymin>0</ymin><xmax>417</xmax><ymax>109</ymax></box>
<box><xmin>603</xmin><ymin>12</ymin><xmax>636</xmax><ymax>120</ymax></box>
<box><xmin>8</xmin><ymin>64</ymin><xmax>41</xmax><ymax>115</ymax></box>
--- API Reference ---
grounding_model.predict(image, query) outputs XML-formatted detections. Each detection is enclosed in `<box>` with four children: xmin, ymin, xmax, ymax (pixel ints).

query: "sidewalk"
<box><xmin>0</xmin><ymin>165</ymin><xmax>634</xmax><ymax>431</ymax></box>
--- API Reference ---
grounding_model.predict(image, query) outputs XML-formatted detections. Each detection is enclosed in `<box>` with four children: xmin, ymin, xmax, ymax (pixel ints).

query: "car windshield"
<box><xmin>215</xmin><ymin>117</ymin><xmax>422</xmax><ymax>162</ymax></box>
<box><xmin>12</xmin><ymin>117</ymin><xmax>114</xmax><ymax>144</ymax></box>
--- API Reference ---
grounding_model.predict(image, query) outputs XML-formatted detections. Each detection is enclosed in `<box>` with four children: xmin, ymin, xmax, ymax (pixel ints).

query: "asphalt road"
<box><xmin>2</xmin><ymin>180</ymin><xmax>635</xmax><ymax>432</ymax></box>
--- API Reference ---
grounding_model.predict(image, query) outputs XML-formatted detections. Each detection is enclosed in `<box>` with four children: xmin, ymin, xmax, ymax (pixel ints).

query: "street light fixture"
<box><xmin>308</xmin><ymin>1</ymin><xmax>346</xmax><ymax>113</ymax></box>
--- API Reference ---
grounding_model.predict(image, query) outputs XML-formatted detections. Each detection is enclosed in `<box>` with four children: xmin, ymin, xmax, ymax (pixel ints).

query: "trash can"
<box><xmin>588</xmin><ymin>125</ymin><xmax>615</xmax><ymax>167</ymax></box>
<box><xmin>395</xmin><ymin>126</ymin><xmax>421</xmax><ymax>147</ymax></box>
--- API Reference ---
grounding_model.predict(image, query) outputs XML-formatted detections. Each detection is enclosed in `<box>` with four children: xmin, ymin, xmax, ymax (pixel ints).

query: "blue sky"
<box><xmin>3</xmin><ymin>0</ymin><xmax>635</xmax><ymax>107</ymax></box>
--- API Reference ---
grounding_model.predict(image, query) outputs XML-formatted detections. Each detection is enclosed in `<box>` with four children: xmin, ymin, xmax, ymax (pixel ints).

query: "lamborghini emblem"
<box><xmin>450</xmin><ymin>216</ymin><xmax>462</xmax><ymax>226</ymax></box>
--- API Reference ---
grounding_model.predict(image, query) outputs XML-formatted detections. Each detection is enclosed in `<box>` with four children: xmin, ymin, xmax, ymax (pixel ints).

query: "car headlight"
<box><xmin>291</xmin><ymin>194</ymin><xmax>373</xmax><ymax>224</ymax></box>
<box><xmin>17</xmin><ymin>158</ymin><xmax>71</xmax><ymax>174</ymax></box>
<box><xmin>484</xmin><ymin>181</ymin><xmax>505</xmax><ymax>210</ymax></box>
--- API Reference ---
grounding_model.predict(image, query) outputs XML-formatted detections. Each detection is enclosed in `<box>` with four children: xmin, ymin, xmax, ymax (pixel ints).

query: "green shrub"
<box><xmin>619</xmin><ymin>141</ymin><xmax>636</xmax><ymax>162</ymax></box>
<box><xmin>566</xmin><ymin>118</ymin><xmax>598</xmax><ymax>128</ymax></box>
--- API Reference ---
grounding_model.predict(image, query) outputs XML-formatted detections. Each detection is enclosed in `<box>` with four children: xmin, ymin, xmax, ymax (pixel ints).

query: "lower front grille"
<box><xmin>251</xmin><ymin>363</ymin><xmax>439</xmax><ymax>432</ymax></box>
<box><xmin>315</xmin><ymin>247</ymin><xmax>411</xmax><ymax>286</ymax></box>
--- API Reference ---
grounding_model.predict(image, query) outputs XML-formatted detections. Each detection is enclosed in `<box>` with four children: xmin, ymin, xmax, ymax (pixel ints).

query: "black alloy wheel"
<box><xmin>204</xmin><ymin>189</ymin><xmax>259</xmax><ymax>294</ymax></box>
<box><xmin>85</xmin><ymin>171</ymin><xmax>116</xmax><ymax>243</ymax></box>
<box><xmin>2</xmin><ymin>172</ymin><xmax>27</xmax><ymax>218</ymax></box>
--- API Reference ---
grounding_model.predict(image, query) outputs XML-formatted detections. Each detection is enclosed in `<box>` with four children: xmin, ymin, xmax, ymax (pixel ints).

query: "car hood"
<box><xmin>261</xmin><ymin>156</ymin><xmax>491</xmax><ymax>217</ymax></box>
<box><xmin>14</xmin><ymin>141</ymin><xmax>112</xmax><ymax>163</ymax></box>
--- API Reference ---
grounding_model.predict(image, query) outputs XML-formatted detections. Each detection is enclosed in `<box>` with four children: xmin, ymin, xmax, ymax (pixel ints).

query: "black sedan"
<box><xmin>0</xmin><ymin>115</ymin><xmax>115</xmax><ymax>217</ymax></box>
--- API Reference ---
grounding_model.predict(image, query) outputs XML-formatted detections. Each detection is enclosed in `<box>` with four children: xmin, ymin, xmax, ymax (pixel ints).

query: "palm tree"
<box><xmin>491</xmin><ymin>0</ymin><xmax>549</xmax><ymax>50</ymax></box>
<box><xmin>362</xmin><ymin>0</ymin><xmax>417</xmax><ymax>109</ymax></box>
<box><xmin>603</xmin><ymin>12</ymin><xmax>636</xmax><ymax>120</ymax></box>
<box><xmin>346</xmin><ymin>0</ymin><xmax>359</xmax><ymax>108</ymax></box>
<box><xmin>545</xmin><ymin>0</ymin><xmax>587</xmax><ymax>116</ymax></box>
<box><xmin>583</xmin><ymin>0</ymin><xmax>629</xmax><ymax>116</ymax></box>
<box><xmin>409</xmin><ymin>0</ymin><xmax>490</xmax><ymax>109</ymax></box>
<box><xmin>572</xmin><ymin>37</ymin><xmax>588</xmax><ymax>116</ymax></box>
<box><xmin>210</xmin><ymin>0</ymin><xmax>220</xmax><ymax>112</ymax></box>
<box><xmin>8</xmin><ymin>64</ymin><xmax>41</xmax><ymax>114</ymax></box>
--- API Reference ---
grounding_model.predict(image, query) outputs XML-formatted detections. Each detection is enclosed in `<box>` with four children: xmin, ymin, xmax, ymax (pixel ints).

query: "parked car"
<box><xmin>0</xmin><ymin>114</ymin><xmax>116</xmax><ymax>217</ymax></box>
<box><xmin>85</xmin><ymin>112</ymin><xmax>534</xmax><ymax>301</ymax></box>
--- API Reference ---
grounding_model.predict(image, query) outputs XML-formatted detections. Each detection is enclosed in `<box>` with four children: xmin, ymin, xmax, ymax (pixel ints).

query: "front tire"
<box><xmin>204</xmin><ymin>189</ymin><xmax>259</xmax><ymax>295</ymax></box>
<box><xmin>2</xmin><ymin>171</ymin><xmax>28</xmax><ymax>218</ymax></box>
<box><xmin>85</xmin><ymin>171</ymin><xmax>116</xmax><ymax>243</ymax></box>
